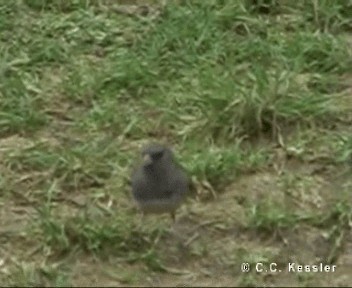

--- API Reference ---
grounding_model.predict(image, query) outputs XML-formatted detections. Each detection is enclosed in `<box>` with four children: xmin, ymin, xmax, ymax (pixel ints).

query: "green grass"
<box><xmin>1</xmin><ymin>0</ymin><xmax>352</xmax><ymax>286</ymax></box>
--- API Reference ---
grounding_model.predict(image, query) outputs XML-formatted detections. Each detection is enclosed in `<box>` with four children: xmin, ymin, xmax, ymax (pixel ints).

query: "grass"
<box><xmin>0</xmin><ymin>0</ymin><xmax>352</xmax><ymax>286</ymax></box>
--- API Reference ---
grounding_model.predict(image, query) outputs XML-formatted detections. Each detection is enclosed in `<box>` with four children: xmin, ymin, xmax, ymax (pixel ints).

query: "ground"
<box><xmin>0</xmin><ymin>0</ymin><xmax>351</xmax><ymax>287</ymax></box>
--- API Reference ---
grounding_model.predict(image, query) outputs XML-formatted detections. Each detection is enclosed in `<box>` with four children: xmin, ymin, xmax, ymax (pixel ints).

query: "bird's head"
<box><xmin>141</xmin><ymin>143</ymin><xmax>172</xmax><ymax>168</ymax></box>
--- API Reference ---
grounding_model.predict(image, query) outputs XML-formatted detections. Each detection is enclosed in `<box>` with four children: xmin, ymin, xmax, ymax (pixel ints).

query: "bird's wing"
<box><xmin>169</xmin><ymin>167</ymin><xmax>189</xmax><ymax>198</ymax></box>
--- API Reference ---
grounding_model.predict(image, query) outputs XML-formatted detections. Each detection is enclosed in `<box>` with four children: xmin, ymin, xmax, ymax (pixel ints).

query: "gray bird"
<box><xmin>131</xmin><ymin>143</ymin><xmax>189</xmax><ymax>222</ymax></box>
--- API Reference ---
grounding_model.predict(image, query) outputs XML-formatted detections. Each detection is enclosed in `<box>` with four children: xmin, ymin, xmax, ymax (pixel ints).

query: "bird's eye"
<box><xmin>153</xmin><ymin>151</ymin><xmax>163</xmax><ymax>159</ymax></box>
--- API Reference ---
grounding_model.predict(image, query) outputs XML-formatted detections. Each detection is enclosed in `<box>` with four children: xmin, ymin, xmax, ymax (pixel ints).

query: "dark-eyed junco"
<box><xmin>131</xmin><ymin>143</ymin><xmax>189</xmax><ymax>222</ymax></box>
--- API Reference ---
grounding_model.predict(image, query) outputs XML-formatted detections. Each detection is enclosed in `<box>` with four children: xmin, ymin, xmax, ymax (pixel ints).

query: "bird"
<box><xmin>131</xmin><ymin>143</ymin><xmax>189</xmax><ymax>222</ymax></box>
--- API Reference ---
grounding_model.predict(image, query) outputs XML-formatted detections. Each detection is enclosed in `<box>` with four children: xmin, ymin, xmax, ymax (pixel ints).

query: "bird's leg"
<box><xmin>170</xmin><ymin>211</ymin><xmax>176</xmax><ymax>223</ymax></box>
<box><xmin>135</xmin><ymin>210</ymin><xmax>145</xmax><ymax>232</ymax></box>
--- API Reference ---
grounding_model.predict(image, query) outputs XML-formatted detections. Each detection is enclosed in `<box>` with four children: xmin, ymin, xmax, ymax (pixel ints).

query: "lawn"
<box><xmin>0</xmin><ymin>0</ymin><xmax>351</xmax><ymax>286</ymax></box>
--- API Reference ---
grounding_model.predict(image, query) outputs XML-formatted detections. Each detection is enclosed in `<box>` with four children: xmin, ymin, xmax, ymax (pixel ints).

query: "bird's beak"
<box><xmin>143</xmin><ymin>154</ymin><xmax>153</xmax><ymax>166</ymax></box>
